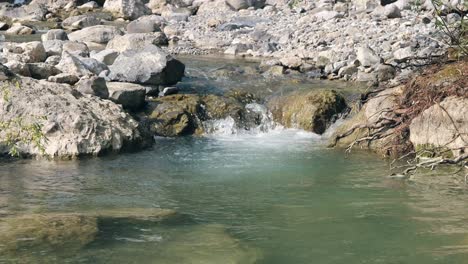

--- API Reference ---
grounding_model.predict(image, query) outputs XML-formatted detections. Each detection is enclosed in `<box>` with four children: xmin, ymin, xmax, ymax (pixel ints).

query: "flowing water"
<box><xmin>1</xmin><ymin>57</ymin><xmax>468</xmax><ymax>263</ymax></box>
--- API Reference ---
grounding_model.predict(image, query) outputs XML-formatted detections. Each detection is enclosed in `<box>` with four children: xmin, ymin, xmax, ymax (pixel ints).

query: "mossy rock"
<box><xmin>267</xmin><ymin>89</ymin><xmax>347</xmax><ymax>134</ymax></box>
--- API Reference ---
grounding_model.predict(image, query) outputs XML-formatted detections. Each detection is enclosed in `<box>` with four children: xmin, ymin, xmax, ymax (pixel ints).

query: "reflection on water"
<box><xmin>1</xmin><ymin>130</ymin><xmax>468</xmax><ymax>263</ymax></box>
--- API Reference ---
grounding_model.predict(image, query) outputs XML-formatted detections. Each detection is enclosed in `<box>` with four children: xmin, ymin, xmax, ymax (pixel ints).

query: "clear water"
<box><xmin>1</xmin><ymin>130</ymin><xmax>468</xmax><ymax>263</ymax></box>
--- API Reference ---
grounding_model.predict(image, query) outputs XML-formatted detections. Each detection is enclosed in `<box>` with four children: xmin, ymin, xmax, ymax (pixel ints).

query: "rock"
<box><xmin>356</xmin><ymin>70</ymin><xmax>378</xmax><ymax>83</ymax></box>
<box><xmin>62</xmin><ymin>41</ymin><xmax>90</xmax><ymax>57</ymax></box>
<box><xmin>106</xmin><ymin>82</ymin><xmax>147</xmax><ymax>111</ymax></box>
<box><xmin>393</xmin><ymin>46</ymin><xmax>413</xmax><ymax>62</ymax></box>
<box><xmin>312</xmin><ymin>10</ymin><xmax>341</xmax><ymax>20</ymax></box>
<box><xmin>103</xmin><ymin>0</ymin><xmax>151</xmax><ymax>20</ymax></box>
<box><xmin>356</xmin><ymin>46</ymin><xmax>382</xmax><ymax>67</ymax></box>
<box><xmin>159</xmin><ymin>225</ymin><xmax>261</xmax><ymax>264</ymax></box>
<box><xmin>48</xmin><ymin>73</ymin><xmax>80</xmax><ymax>85</ymax></box>
<box><xmin>330</xmin><ymin>86</ymin><xmax>404</xmax><ymax>156</ymax></box>
<box><xmin>0</xmin><ymin>22</ymin><xmax>9</xmax><ymax>31</ymax></box>
<box><xmin>267</xmin><ymin>90</ymin><xmax>348</xmax><ymax>134</ymax></box>
<box><xmin>68</xmin><ymin>25</ymin><xmax>123</xmax><ymax>45</ymax></box>
<box><xmin>106</xmin><ymin>32</ymin><xmax>168</xmax><ymax>52</ymax></box>
<box><xmin>126</xmin><ymin>19</ymin><xmax>161</xmax><ymax>34</ymax></box>
<box><xmin>0</xmin><ymin>64</ymin><xmax>15</xmax><ymax>81</ymax></box>
<box><xmin>55</xmin><ymin>51</ymin><xmax>93</xmax><ymax>77</ymax></box>
<box><xmin>45</xmin><ymin>55</ymin><xmax>61</xmax><ymax>65</ymax></box>
<box><xmin>384</xmin><ymin>4</ymin><xmax>401</xmax><ymax>18</ymax></box>
<box><xmin>161</xmin><ymin>6</ymin><xmax>192</xmax><ymax>22</ymax></box>
<box><xmin>280</xmin><ymin>56</ymin><xmax>302</xmax><ymax>69</ymax></box>
<box><xmin>43</xmin><ymin>40</ymin><xmax>64</xmax><ymax>56</ymax></box>
<box><xmin>62</xmin><ymin>14</ymin><xmax>102</xmax><ymax>30</ymax></box>
<box><xmin>41</xmin><ymin>29</ymin><xmax>68</xmax><ymax>41</ymax></box>
<box><xmin>0</xmin><ymin>213</ymin><xmax>98</xmax><ymax>254</ymax></box>
<box><xmin>27</xmin><ymin>63</ymin><xmax>61</xmax><ymax>79</ymax></box>
<box><xmin>75</xmin><ymin>76</ymin><xmax>109</xmax><ymax>99</ymax></box>
<box><xmin>159</xmin><ymin>86</ymin><xmax>179</xmax><ymax>96</ymax></box>
<box><xmin>353</xmin><ymin>0</ymin><xmax>379</xmax><ymax>11</ymax></box>
<box><xmin>90</xmin><ymin>49</ymin><xmax>119</xmax><ymax>65</ymax></box>
<box><xmin>4</xmin><ymin>61</ymin><xmax>31</xmax><ymax>77</ymax></box>
<box><xmin>90</xmin><ymin>208</ymin><xmax>176</xmax><ymax>221</ymax></box>
<box><xmin>410</xmin><ymin>97</ymin><xmax>468</xmax><ymax>157</ymax></box>
<box><xmin>375</xmin><ymin>64</ymin><xmax>395</xmax><ymax>81</ymax></box>
<box><xmin>0</xmin><ymin>77</ymin><xmax>149</xmax><ymax>157</ymax></box>
<box><xmin>226</xmin><ymin>0</ymin><xmax>266</xmax><ymax>10</ymax></box>
<box><xmin>78</xmin><ymin>1</ymin><xmax>100</xmax><ymax>10</ymax></box>
<box><xmin>108</xmin><ymin>45</ymin><xmax>185</xmax><ymax>86</ymax></box>
<box><xmin>3</xmin><ymin>42</ymin><xmax>47</xmax><ymax>63</ymax></box>
<box><xmin>79</xmin><ymin>57</ymin><xmax>109</xmax><ymax>75</ymax></box>
<box><xmin>5</xmin><ymin>25</ymin><xmax>35</xmax><ymax>35</ymax></box>
<box><xmin>338</xmin><ymin>65</ymin><xmax>358</xmax><ymax>77</ymax></box>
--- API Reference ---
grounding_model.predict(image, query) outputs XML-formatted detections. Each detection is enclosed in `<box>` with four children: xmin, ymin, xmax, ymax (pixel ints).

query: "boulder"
<box><xmin>48</xmin><ymin>73</ymin><xmax>80</xmax><ymax>85</ymax></box>
<box><xmin>4</xmin><ymin>61</ymin><xmax>31</xmax><ymax>77</ymax></box>
<box><xmin>267</xmin><ymin>90</ymin><xmax>348</xmax><ymax>134</ymax></box>
<box><xmin>5</xmin><ymin>25</ymin><xmax>35</xmax><ymax>35</ymax></box>
<box><xmin>161</xmin><ymin>6</ymin><xmax>192</xmax><ymax>22</ymax></box>
<box><xmin>78</xmin><ymin>1</ymin><xmax>100</xmax><ymax>10</ymax></box>
<box><xmin>3</xmin><ymin>42</ymin><xmax>47</xmax><ymax>64</ymax></box>
<box><xmin>103</xmin><ymin>0</ymin><xmax>151</xmax><ymax>20</ymax></box>
<box><xmin>356</xmin><ymin>46</ymin><xmax>382</xmax><ymax>67</ymax></box>
<box><xmin>384</xmin><ymin>4</ymin><xmax>401</xmax><ymax>18</ymax></box>
<box><xmin>226</xmin><ymin>0</ymin><xmax>265</xmax><ymax>10</ymax></box>
<box><xmin>126</xmin><ymin>15</ymin><xmax>164</xmax><ymax>33</ymax></box>
<box><xmin>27</xmin><ymin>63</ymin><xmax>61</xmax><ymax>79</ymax></box>
<box><xmin>0</xmin><ymin>77</ymin><xmax>149</xmax><ymax>158</ymax></box>
<box><xmin>410</xmin><ymin>97</ymin><xmax>468</xmax><ymax>157</ymax></box>
<box><xmin>393</xmin><ymin>47</ymin><xmax>413</xmax><ymax>62</ymax></box>
<box><xmin>79</xmin><ymin>57</ymin><xmax>109</xmax><ymax>75</ymax></box>
<box><xmin>68</xmin><ymin>25</ymin><xmax>123</xmax><ymax>45</ymax></box>
<box><xmin>75</xmin><ymin>75</ymin><xmax>109</xmax><ymax>99</ymax></box>
<box><xmin>55</xmin><ymin>51</ymin><xmax>93</xmax><ymax>77</ymax></box>
<box><xmin>106</xmin><ymin>32</ymin><xmax>168</xmax><ymax>52</ymax></box>
<box><xmin>90</xmin><ymin>49</ymin><xmax>119</xmax><ymax>65</ymax></box>
<box><xmin>43</xmin><ymin>40</ymin><xmax>64</xmax><ymax>56</ymax></box>
<box><xmin>108</xmin><ymin>45</ymin><xmax>184</xmax><ymax>86</ymax></box>
<box><xmin>61</xmin><ymin>14</ymin><xmax>102</xmax><ymax>30</ymax></box>
<box><xmin>106</xmin><ymin>82</ymin><xmax>147</xmax><ymax>111</ymax></box>
<box><xmin>62</xmin><ymin>41</ymin><xmax>90</xmax><ymax>57</ymax></box>
<box><xmin>41</xmin><ymin>29</ymin><xmax>68</xmax><ymax>41</ymax></box>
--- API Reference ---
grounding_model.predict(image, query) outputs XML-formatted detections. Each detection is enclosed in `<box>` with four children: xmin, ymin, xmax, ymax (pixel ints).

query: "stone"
<box><xmin>27</xmin><ymin>63</ymin><xmax>61</xmax><ymax>79</ymax></box>
<box><xmin>312</xmin><ymin>10</ymin><xmax>341</xmax><ymax>20</ymax></box>
<box><xmin>375</xmin><ymin>64</ymin><xmax>396</xmax><ymax>81</ymax></box>
<box><xmin>3</xmin><ymin>42</ymin><xmax>47</xmax><ymax>64</ymax></box>
<box><xmin>79</xmin><ymin>57</ymin><xmax>109</xmax><ymax>75</ymax></box>
<box><xmin>78</xmin><ymin>1</ymin><xmax>100</xmax><ymax>10</ymax></box>
<box><xmin>41</xmin><ymin>29</ymin><xmax>68</xmax><ymax>41</ymax></box>
<box><xmin>68</xmin><ymin>25</ymin><xmax>123</xmax><ymax>45</ymax></box>
<box><xmin>43</xmin><ymin>40</ymin><xmax>64</xmax><ymax>56</ymax></box>
<box><xmin>106</xmin><ymin>33</ymin><xmax>168</xmax><ymax>52</ymax></box>
<box><xmin>159</xmin><ymin>86</ymin><xmax>179</xmax><ymax>96</ymax></box>
<box><xmin>0</xmin><ymin>22</ymin><xmax>9</xmax><ymax>31</ymax></box>
<box><xmin>4</xmin><ymin>61</ymin><xmax>31</xmax><ymax>77</ymax></box>
<box><xmin>280</xmin><ymin>56</ymin><xmax>302</xmax><ymax>69</ymax></box>
<box><xmin>55</xmin><ymin>51</ymin><xmax>93</xmax><ymax>77</ymax></box>
<box><xmin>384</xmin><ymin>4</ymin><xmax>401</xmax><ymax>18</ymax></box>
<box><xmin>161</xmin><ymin>6</ymin><xmax>192</xmax><ymax>22</ymax></box>
<box><xmin>356</xmin><ymin>46</ymin><xmax>382</xmax><ymax>67</ymax></box>
<box><xmin>90</xmin><ymin>49</ymin><xmax>119</xmax><ymax>65</ymax></box>
<box><xmin>103</xmin><ymin>0</ymin><xmax>151</xmax><ymax>20</ymax></box>
<box><xmin>108</xmin><ymin>45</ymin><xmax>185</xmax><ymax>86</ymax></box>
<box><xmin>267</xmin><ymin>90</ymin><xmax>348</xmax><ymax>134</ymax></box>
<box><xmin>393</xmin><ymin>46</ymin><xmax>413</xmax><ymax>62</ymax></box>
<box><xmin>353</xmin><ymin>0</ymin><xmax>379</xmax><ymax>11</ymax></box>
<box><xmin>0</xmin><ymin>77</ymin><xmax>148</xmax><ymax>157</ymax></box>
<box><xmin>226</xmin><ymin>0</ymin><xmax>266</xmax><ymax>10</ymax></box>
<box><xmin>0</xmin><ymin>64</ymin><xmax>15</xmax><ymax>81</ymax></box>
<box><xmin>75</xmin><ymin>76</ymin><xmax>109</xmax><ymax>99</ymax></box>
<box><xmin>5</xmin><ymin>25</ymin><xmax>34</xmax><ymax>35</ymax></box>
<box><xmin>48</xmin><ymin>73</ymin><xmax>80</xmax><ymax>85</ymax></box>
<box><xmin>63</xmin><ymin>41</ymin><xmax>90</xmax><ymax>57</ymax></box>
<box><xmin>106</xmin><ymin>82</ymin><xmax>147</xmax><ymax>111</ymax></box>
<box><xmin>45</xmin><ymin>55</ymin><xmax>62</xmax><ymax>65</ymax></box>
<box><xmin>126</xmin><ymin>19</ymin><xmax>161</xmax><ymax>34</ymax></box>
<box><xmin>62</xmin><ymin>14</ymin><xmax>102</xmax><ymax>30</ymax></box>
<box><xmin>410</xmin><ymin>97</ymin><xmax>468</xmax><ymax>157</ymax></box>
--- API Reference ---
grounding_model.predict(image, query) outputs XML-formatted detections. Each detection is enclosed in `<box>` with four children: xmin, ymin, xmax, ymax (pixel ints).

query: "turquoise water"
<box><xmin>1</xmin><ymin>130</ymin><xmax>468</xmax><ymax>263</ymax></box>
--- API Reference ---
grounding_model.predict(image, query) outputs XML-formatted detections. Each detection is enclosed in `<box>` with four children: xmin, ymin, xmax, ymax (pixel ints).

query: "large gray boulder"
<box><xmin>106</xmin><ymin>32</ymin><xmax>168</xmax><ymax>52</ymax></box>
<box><xmin>55</xmin><ymin>51</ymin><xmax>93</xmax><ymax>77</ymax></box>
<box><xmin>108</xmin><ymin>45</ymin><xmax>185</xmax><ymax>86</ymax></box>
<box><xmin>410</xmin><ymin>97</ymin><xmax>468</xmax><ymax>157</ymax></box>
<box><xmin>3</xmin><ymin>41</ymin><xmax>47</xmax><ymax>63</ymax></box>
<box><xmin>126</xmin><ymin>15</ymin><xmax>164</xmax><ymax>33</ymax></box>
<box><xmin>5</xmin><ymin>25</ymin><xmax>35</xmax><ymax>35</ymax></box>
<box><xmin>103</xmin><ymin>0</ymin><xmax>151</xmax><ymax>20</ymax></box>
<box><xmin>0</xmin><ymin>77</ymin><xmax>149</xmax><ymax>158</ymax></box>
<box><xmin>61</xmin><ymin>14</ymin><xmax>102</xmax><ymax>30</ymax></box>
<box><xmin>68</xmin><ymin>25</ymin><xmax>123</xmax><ymax>45</ymax></box>
<box><xmin>75</xmin><ymin>75</ymin><xmax>109</xmax><ymax>99</ymax></box>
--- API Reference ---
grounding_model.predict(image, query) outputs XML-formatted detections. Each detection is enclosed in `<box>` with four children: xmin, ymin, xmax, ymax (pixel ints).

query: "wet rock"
<box><xmin>41</xmin><ymin>29</ymin><xmax>68</xmax><ymax>41</ymax></box>
<box><xmin>68</xmin><ymin>25</ymin><xmax>123</xmax><ymax>45</ymax></box>
<box><xmin>90</xmin><ymin>208</ymin><xmax>177</xmax><ymax>221</ymax></box>
<box><xmin>410</xmin><ymin>97</ymin><xmax>468</xmax><ymax>157</ymax></box>
<box><xmin>108</xmin><ymin>45</ymin><xmax>185</xmax><ymax>86</ymax></box>
<box><xmin>106</xmin><ymin>32</ymin><xmax>168</xmax><ymax>52</ymax></box>
<box><xmin>103</xmin><ymin>0</ymin><xmax>151</xmax><ymax>20</ymax></box>
<box><xmin>62</xmin><ymin>14</ymin><xmax>102</xmax><ymax>30</ymax></box>
<box><xmin>159</xmin><ymin>86</ymin><xmax>179</xmax><ymax>97</ymax></box>
<box><xmin>267</xmin><ymin>90</ymin><xmax>348</xmax><ymax>134</ymax></box>
<box><xmin>48</xmin><ymin>73</ymin><xmax>80</xmax><ymax>85</ymax></box>
<box><xmin>0</xmin><ymin>213</ymin><xmax>98</xmax><ymax>254</ymax></box>
<box><xmin>0</xmin><ymin>77</ymin><xmax>148</xmax><ymax>158</ymax></box>
<box><xmin>106</xmin><ymin>82</ymin><xmax>147</xmax><ymax>111</ymax></box>
<box><xmin>75</xmin><ymin>75</ymin><xmax>109</xmax><ymax>99</ymax></box>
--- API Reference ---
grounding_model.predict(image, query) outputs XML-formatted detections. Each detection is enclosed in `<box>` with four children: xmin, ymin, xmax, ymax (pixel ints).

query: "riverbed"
<box><xmin>1</xmin><ymin>57</ymin><xmax>468</xmax><ymax>263</ymax></box>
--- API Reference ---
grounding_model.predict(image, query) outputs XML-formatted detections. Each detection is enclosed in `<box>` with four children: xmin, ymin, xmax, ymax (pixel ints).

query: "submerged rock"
<box><xmin>267</xmin><ymin>90</ymin><xmax>348</xmax><ymax>134</ymax></box>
